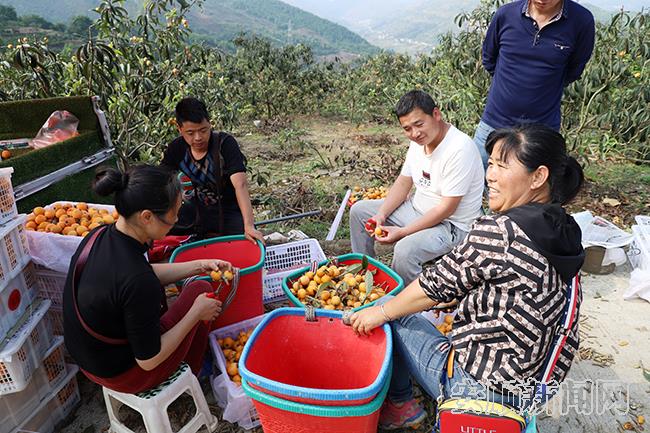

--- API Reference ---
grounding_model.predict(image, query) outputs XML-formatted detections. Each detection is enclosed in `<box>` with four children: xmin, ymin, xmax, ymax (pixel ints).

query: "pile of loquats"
<box><xmin>288</xmin><ymin>261</ymin><xmax>390</xmax><ymax>310</ymax></box>
<box><xmin>217</xmin><ymin>328</ymin><xmax>254</xmax><ymax>386</ymax></box>
<box><xmin>25</xmin><ymin>202</ymin><xmax>118</xmax><ymax>236</ymax></box>
<box><xmin>348</xmin><ymin>185</ymin><xmax>388</xmax><ymax>206</ymax></box>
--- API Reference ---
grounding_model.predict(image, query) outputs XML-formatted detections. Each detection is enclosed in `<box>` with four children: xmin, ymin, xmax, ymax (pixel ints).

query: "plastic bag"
<box><xmin>211</xmin><ymin>373</ymin><xmax>257</xmax><ymax>428</ymax></box>
<box><xmin>30</xmin><ymin>110</ymin><xmax>80</xmax><ymax>149</ymax></box>
<box><xmin>624</xmin><ymin>268</ymin><xmax>650</xmax><ymax>303</ymax></box>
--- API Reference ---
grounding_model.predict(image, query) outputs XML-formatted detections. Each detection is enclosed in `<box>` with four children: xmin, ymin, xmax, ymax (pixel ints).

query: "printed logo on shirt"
<box><xmin>419</xmin><ymin>170</ymin><xmax>431</xmax><ymax>188</ymax></box>
<box><xmin>553</xmin><ymin>42</ymin><xmax>571</xmax><ymax>51</ymax></box>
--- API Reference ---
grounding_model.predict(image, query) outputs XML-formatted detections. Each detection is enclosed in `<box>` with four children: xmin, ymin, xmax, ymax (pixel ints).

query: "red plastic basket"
<box><xmin>240</xmin><ymin>308</ymin><xmax>392</xmax><ymax>406</ymax></box>
<box><xmin>169</xmin><ymin>235</ymin><xmax>265</xmax><ymax>329</ymax></box>
<box><xmin>243</xmin><ymin>377</ymin><xmax>388</xmax><ymax>433</ymax></box>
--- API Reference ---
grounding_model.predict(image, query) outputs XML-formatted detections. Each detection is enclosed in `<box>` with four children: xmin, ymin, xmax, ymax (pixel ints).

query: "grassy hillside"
<box><xmin>0</xmin><ymin>0</ymin><xmax>377</xmax><ymax>56</ymax></box>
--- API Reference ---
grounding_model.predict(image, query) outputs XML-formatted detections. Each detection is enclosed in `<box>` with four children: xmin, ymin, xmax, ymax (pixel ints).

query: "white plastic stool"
<box><xmin>103</xmin><ymin>362</ymin><xmax>218</xmax><ymax>433</ymax></box>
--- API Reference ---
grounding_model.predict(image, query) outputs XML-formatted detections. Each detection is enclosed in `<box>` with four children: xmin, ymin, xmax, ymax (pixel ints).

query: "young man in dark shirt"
<box><xmin>473</xmin><ymin>0</ymin><xmax>595</xmax><ymax>167</ymax></box>
<box><xmin>161</xmin><ymin>97</ymin><xmax>263</xmax><ymax>242</ymax></box>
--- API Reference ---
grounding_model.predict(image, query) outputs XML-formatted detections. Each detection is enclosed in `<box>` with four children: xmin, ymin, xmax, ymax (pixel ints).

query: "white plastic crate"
<box><xmin>0</xmin><ymin>261</ymin><xmax>41</xmax><ymax>341</ymax></box>
<box><xmin>26</xmin><ymin>201</ymin><xmax>116</xmax><ymax>274</ymax></box>
<box><xmin>0</xmin><ymin>336</ymin><xmax>67</xmax><ymax>433</ymax></box>
<box><xmin>209</xmin><ymin>314</ymin><xmax>266</xmax><ymax>431</ymax></box>
<box><xmin>264</xmin><ymin>239</ymin><xmax>325</xmax><ymax>274</ymax></box>
<box><xmin>0</xmin><ymin>167</ymin><xmax>18</xmax><ymax>226</ymax></box>
<box><xmin>262</xmin><ymin>268</ymin><xmax>296</xmax><ymax>304</ymax></box>
<box><xmin>0</xmin><ymin>299</ymin><xmax>53</xmax><ymax>395</ymax></box>
<box><xmin>262</xmin><ymin>239</ymin><xmax>325</xmax><ymax>303</ymax></box>
<box><xmin>636</xmin><ymin>215</ymin><xmax>650</xmax><ymax>226</ymax></box>
<box><xmin>46</xmin><ymin>305</ymin><xmax>64</xmax><ymax>337</ymax></box>
<box><xmin>14</xmin><ymin>364</ymin><xmax>80</xmax><ymax>433</ymax></box>
<box><xmin>628</xmin><ymin>225</ymin><xmax>650</xmax><ymax>271</ymax></box>
<box><xmin>0</xmin><ymin>215</ymin><xmax>31</xmax><ymax>289</ymax></box>
<box><xmin>34</xmin><ymin>265</ymin><xmax>66</xmax><ymax>309</ymax></box>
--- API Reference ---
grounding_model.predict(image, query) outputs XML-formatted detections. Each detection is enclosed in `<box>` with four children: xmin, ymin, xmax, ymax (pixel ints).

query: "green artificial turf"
<box><xmin>0</xmin><ymin>95</ymin><xmax>111</xmax><ymax>188</ymax></box>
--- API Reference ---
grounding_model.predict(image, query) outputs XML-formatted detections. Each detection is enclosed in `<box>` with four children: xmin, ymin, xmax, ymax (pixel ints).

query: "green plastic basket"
<box><xmin>281</xmin><ymin>253</ymin><xmax>404</xmax><ymax>312</ymax></box>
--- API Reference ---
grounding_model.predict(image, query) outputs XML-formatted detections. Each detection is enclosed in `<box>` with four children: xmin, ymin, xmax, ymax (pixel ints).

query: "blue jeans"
<box><xmin>387</xmin><ymin>308</ymin><xmax>520</xmax><ymax>409</ymax></box>
<box><xmin>349</xmin><ymin>199</ymin><xmax>466</xmax><ymax>286</ymax></box>
<box><xmin>473</xmin><ymin>120</ymin><xmax>494</xmax><ymax>170</ymax></box>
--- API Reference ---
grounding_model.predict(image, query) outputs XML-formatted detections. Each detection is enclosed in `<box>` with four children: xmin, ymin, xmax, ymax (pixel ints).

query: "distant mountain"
<box><xmin>283</xmin><ymin>0</ymin><xmax>625</xmax><ymax>54</ymax></box>
<box><xmin>0</xmin><ymin>0</ymin><xmax>378</xmax><ymax>56</ymax></box>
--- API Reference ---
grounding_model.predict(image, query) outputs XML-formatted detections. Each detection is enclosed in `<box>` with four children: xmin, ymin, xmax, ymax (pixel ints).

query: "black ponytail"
<box><xmin>92</xmin><ymin>165</ymin><xmax>181</xmax><ymax>218</ymax></box>
<box><xmin>485</xmin><ymin>124</ymin><xmax>584</xmax><ymax>205</ymax></box>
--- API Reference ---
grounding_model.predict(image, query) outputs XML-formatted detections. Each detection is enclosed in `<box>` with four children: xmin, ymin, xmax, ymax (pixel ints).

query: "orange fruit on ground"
<box><xmin>76</xmin><ymin>225</ymin><xmax>88</xmax><ymax>235</ymax></box>
<box><xmin>26</xmin><ymin>213</ymin><xmax>36</xmax><ymax>222</ymax></box>
<box><xmin>102</xmin><ymin>215</ymin><xmax>115</xmax><ymax>224</ymax></box>
<box><xmin>33</xmin><ymin>206</ymin><xmax>45</xmax><ymax>216</ymax></box>
<box><xmin>70</xmin><ymin>209</ymin><xmax>83</xmax><ymax>219</ymax></box>
<box><xmin>55</xmin><ymin>208</ymin><xmax>66</xmax><ymax>218</ymax></box>
<box><xmin>1</xmin><ymin>150</ymin><xmax>11</xmax><ymax>159</ymax></box>
<box><xmin>76</xmin><ymin>202</ymin><xmax>88</xmax><ymax>211</ymax></box>
<box><xmin>34</xmin><ymin>215</ymin><xmax>47</xmax><ymax>224</ymax></box>
<box><xmin>25</xmin><ymin>221</ymin><xmax>37</xmax><ymax>230</ymax></box>
<box><xmin>88</xmin><ymin>222</ymin><xmax>101</xmax><ymax>230</ymax></box>
<box><xmin>99</xmin><ymin>209</ymin><xmax>109</xmax><ymax>215</ymax></box>
<box><xmin>49</xmin><ymin>224</ymin><xmax>63</xmax><ymax>234</ymax></box>
<box><xmin>44</xmin><ymin>209</ymin><xmax>56</xmax><ymax>219</ymax></box>
<box><xmin>37</xmin><ymin>221</ymin><xmax>49</xmax><ymax>230</ymax></box>
<box><xmin>53</xmin><ymin>203</ymin><xmax>63</xmax><ymax>210</ymax></box>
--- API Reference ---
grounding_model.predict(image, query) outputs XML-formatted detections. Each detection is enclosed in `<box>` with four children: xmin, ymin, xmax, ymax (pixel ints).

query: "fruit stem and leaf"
<box><xmin>361</xmin><ymin>270</ymin><xmax>374</xmax><ymax>304</ymax></box>
<box><xmin>315</xmin><ymin>280</ymin><xmax>333</xmax><ymax>300</ymax></box>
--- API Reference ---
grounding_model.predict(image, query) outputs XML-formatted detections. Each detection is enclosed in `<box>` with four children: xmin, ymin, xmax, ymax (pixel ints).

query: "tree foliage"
<box><xmin>0</xmin><ymin>0</ymin><xmax>647</xmax><ymax>164</ymax></box>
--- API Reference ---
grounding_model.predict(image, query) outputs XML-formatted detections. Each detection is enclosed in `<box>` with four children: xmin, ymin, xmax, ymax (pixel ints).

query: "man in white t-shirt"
<box><xmin>350</xmin><ymin>90</ymin><xmax>484</xmax><ymax>285</ymax></box>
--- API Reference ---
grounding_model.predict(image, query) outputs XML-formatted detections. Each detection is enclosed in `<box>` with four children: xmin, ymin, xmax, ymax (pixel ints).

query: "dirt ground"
<box><xmin>54</xmin><ymin>261</ymin><xmax>650</xmax><ymax>433</ymax></box>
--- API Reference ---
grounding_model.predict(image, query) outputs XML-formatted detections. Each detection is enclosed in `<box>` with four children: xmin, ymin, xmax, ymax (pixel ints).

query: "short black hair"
<box><xmin>395</xmin><ymin>90</ymin><xmax>438</xmax><ymax>118</ymax></box>
<box><xmin>175</xmin><ymin>97</ymin><xmax>210</xmax><ymax>125</ymax></box>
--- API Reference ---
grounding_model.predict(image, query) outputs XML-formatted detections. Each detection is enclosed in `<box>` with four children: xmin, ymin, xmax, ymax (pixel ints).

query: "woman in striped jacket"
<box><xmin>351</xmin><ymin>124</ymin><xmax>585</xmax><ymax>430</ymax></box>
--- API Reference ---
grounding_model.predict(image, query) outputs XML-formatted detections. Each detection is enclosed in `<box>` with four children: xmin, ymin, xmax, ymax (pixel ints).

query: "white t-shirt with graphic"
<box><xmin>400</xmin><ymin>125</ymin><xmax>484</xmax><ymax>232</ymax></box>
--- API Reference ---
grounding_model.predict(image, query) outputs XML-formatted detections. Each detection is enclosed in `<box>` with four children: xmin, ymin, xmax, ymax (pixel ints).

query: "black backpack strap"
<box><xmin>211</xmin><ymin>131</ymin><xmax>226</xmax><ymax>235</ymax></box>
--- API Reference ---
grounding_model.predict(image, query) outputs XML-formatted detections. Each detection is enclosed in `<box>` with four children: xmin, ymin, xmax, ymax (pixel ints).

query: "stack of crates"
<box><xmin>0</xmin><ymin>167</ymin><xmax>80</xmax><ymax>433</ymax></box>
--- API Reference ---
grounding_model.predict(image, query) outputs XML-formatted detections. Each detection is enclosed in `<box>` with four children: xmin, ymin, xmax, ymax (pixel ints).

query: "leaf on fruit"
<box><xmin>344</xmin><ymin>263</ymin><xmax>363</xmax><ymax>275</ymax></box>
<box><xmin>361</xmin><ymin>270</ymin><xmax>374</xmax><ymax>303</ymax></box>
<box><xmin>316</xmin><ymin>281</ymin><xmax>333</xmax><ymax>299</ymax></box>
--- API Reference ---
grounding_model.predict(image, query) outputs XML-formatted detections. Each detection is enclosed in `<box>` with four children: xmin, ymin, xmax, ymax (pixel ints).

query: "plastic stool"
<box><xmin>103</xmin><ymin>363</ymin><xmax>218</xmax><ymax>433</ymax></box>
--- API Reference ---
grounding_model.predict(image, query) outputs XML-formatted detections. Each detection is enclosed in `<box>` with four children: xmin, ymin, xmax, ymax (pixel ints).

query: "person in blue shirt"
<box><xmin>473</xmin><ymin>0</ymin><xmax>595</xmax><ymax>167</ymax></box>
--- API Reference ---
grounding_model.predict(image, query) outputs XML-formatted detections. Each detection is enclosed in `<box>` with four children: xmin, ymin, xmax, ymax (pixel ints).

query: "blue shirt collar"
<box><xmin>522</xmin><ymin>0</ymin><xmax>568</xmax><ymax>21</ymax></box>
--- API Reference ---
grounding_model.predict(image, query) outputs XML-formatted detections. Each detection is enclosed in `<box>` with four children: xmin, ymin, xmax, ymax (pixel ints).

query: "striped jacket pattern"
<box><xmin>419</xmin><ymin>214</ymin><xmax>581</xmax><ymax>396</ymax></box>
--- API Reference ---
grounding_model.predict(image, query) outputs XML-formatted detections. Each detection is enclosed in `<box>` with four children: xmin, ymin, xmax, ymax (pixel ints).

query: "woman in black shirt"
<box><xmin>63</xmin><ymin>165</ymin><xmax>230</xmax><ymax>393</ymax></box>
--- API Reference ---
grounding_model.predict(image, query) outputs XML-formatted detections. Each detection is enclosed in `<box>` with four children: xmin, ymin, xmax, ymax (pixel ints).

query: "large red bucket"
<box><xmin>242</xmin><ymin>377</ymin><xmax>388</xmax><ymax>433</ymax></box>
<box><xmin>169</xmin><ymin>235</ymin><xmax>265</xmax><ymax>329</ymax></box>
<box><xmin>239</xmin><ymin>308</ymin><xmax>392</xmax><ymax>406</ymax></box>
